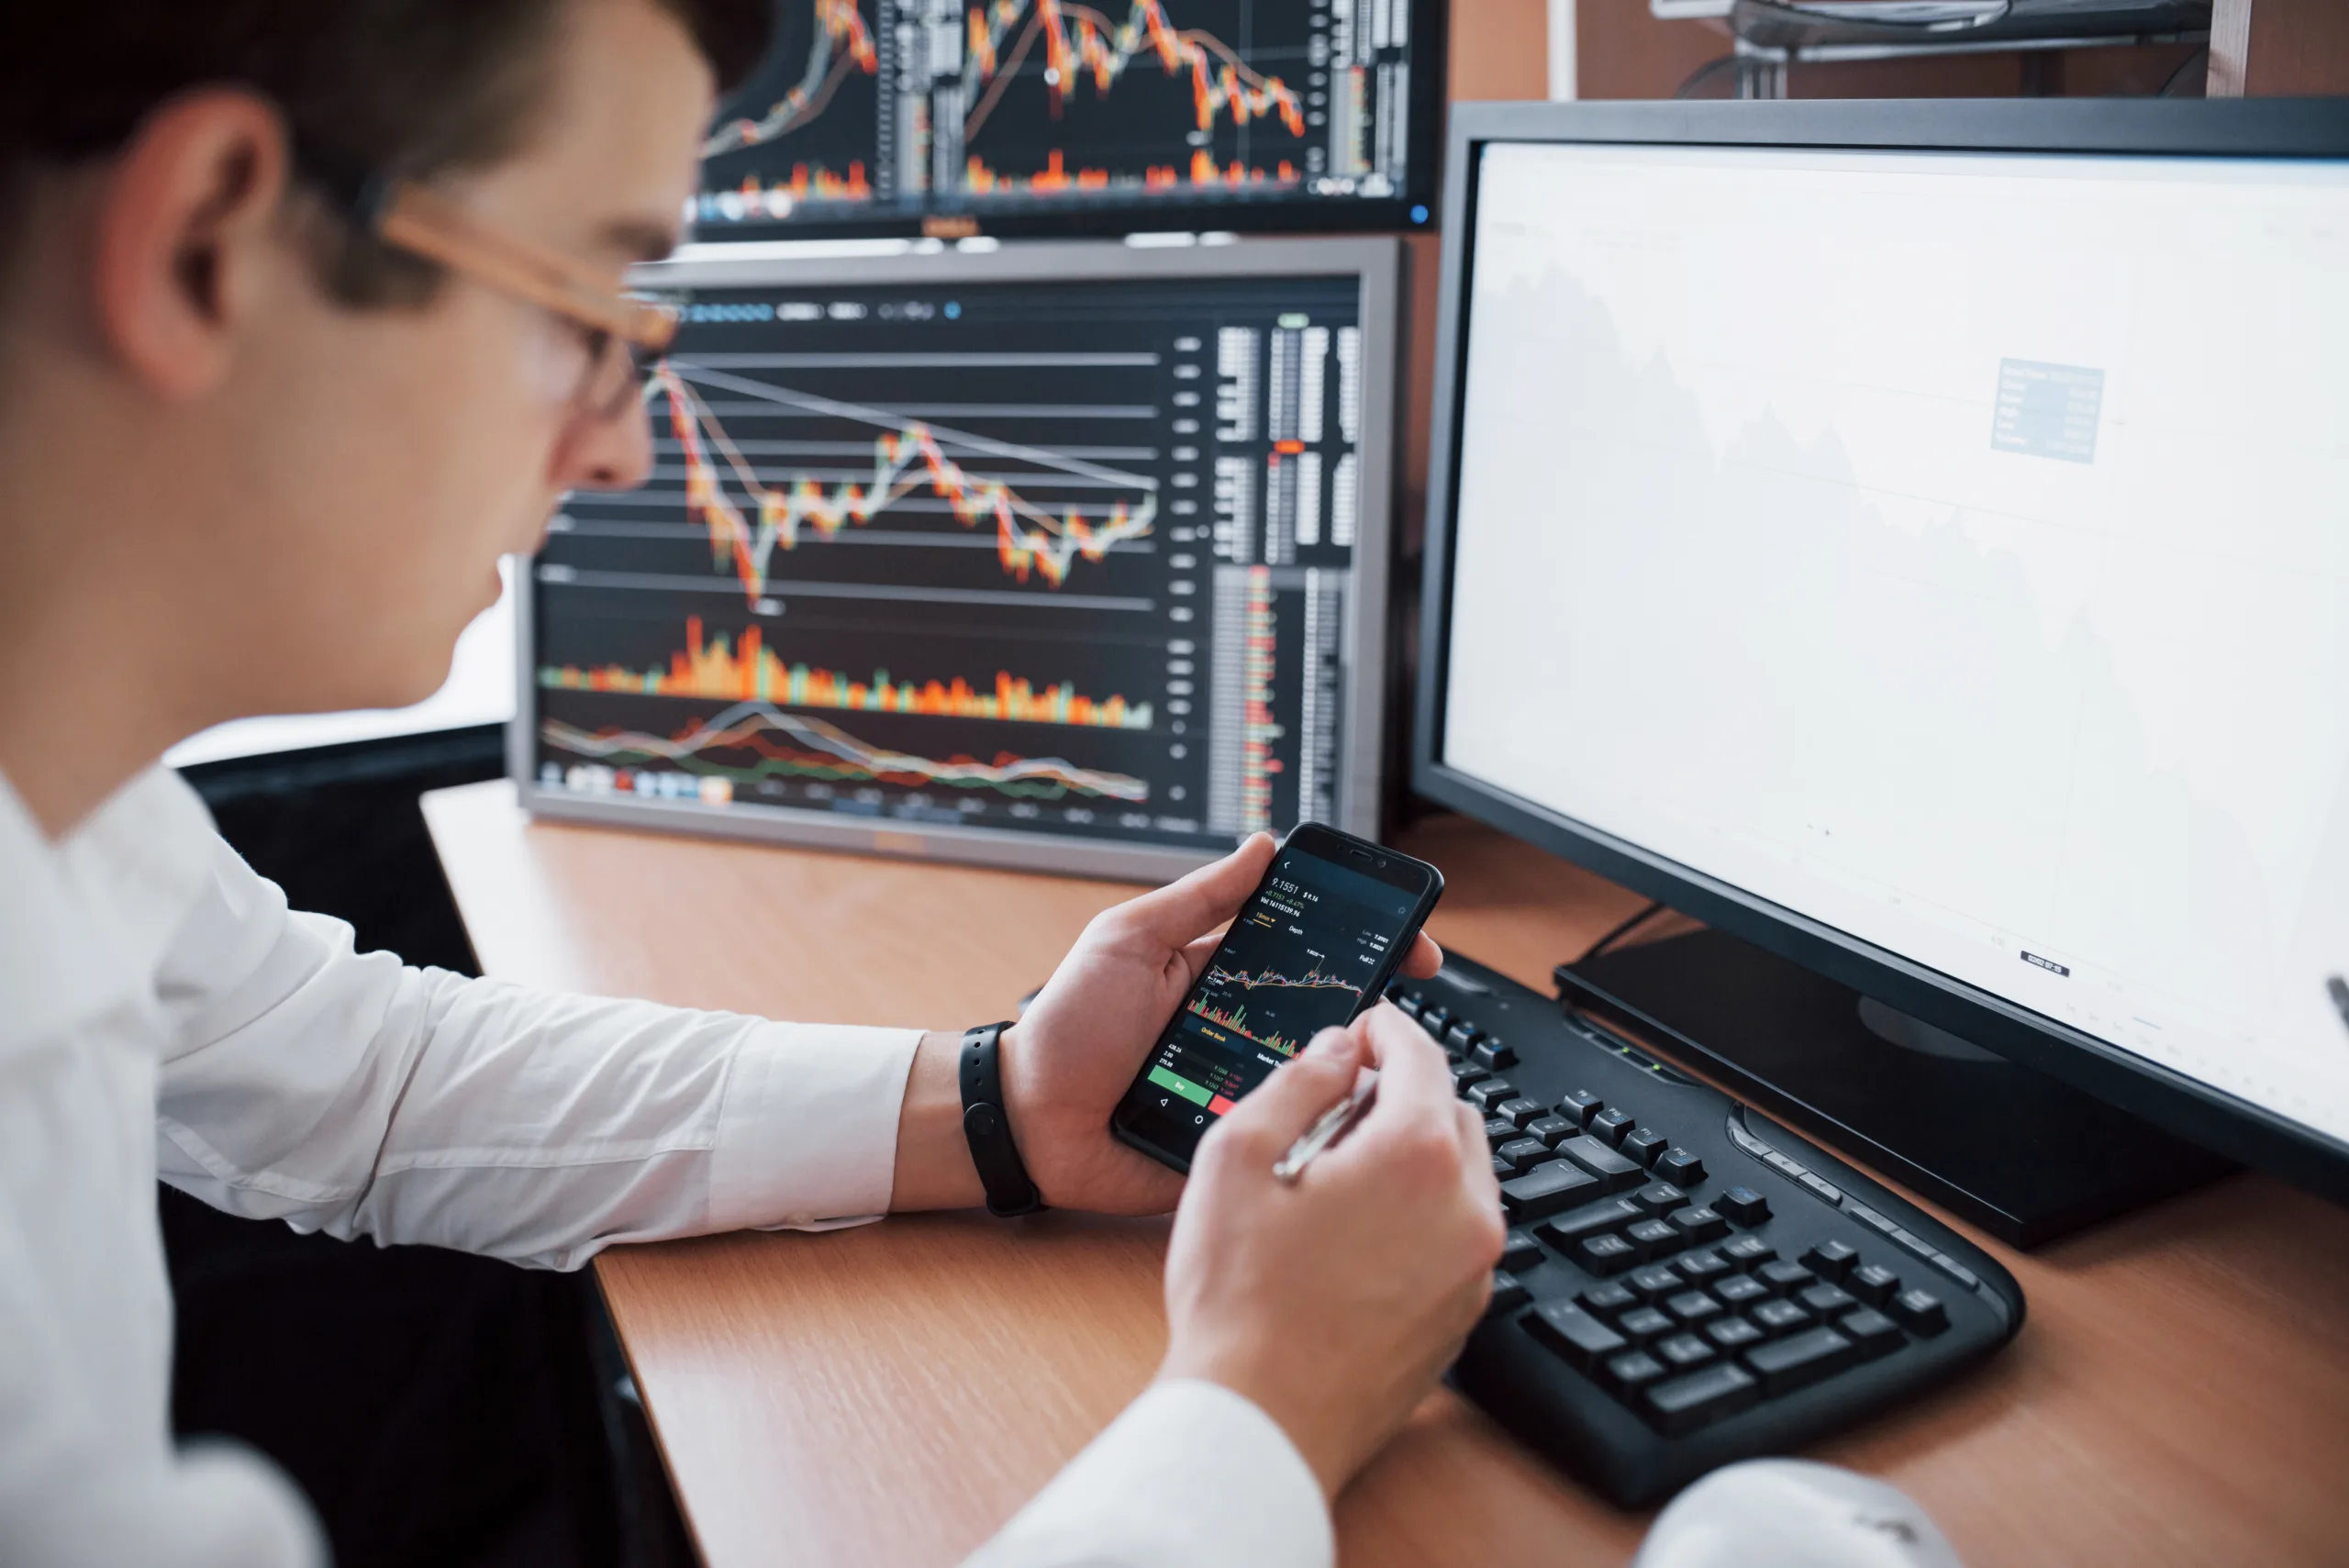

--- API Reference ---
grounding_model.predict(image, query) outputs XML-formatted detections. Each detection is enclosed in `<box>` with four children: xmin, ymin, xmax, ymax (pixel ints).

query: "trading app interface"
<box><xmin>532</xmin><ymin>272</ymin><xmax>1364</xmax><ymax>854</ymax></box>
<box><xmin>694</xmin><ymin>0</ymin><xmax>1429</xmax><ymax>233</ymax></box>
<box><xmin>1137</xmin><ymin>847</ymin><xmax>1418</xmax><ymax>1138</ymax></box>
<box><xmin>1442</xmin><ymin>141</ymin><xmax>2349</xmax><ymax>1146</ymax></box>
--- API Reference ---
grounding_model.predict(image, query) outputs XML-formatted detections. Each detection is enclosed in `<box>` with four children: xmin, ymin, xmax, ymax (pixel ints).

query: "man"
<box><xmin>0</xmin><ymin>4</ymin><xmax>1502</xmax><ymax>1564</ymax></box>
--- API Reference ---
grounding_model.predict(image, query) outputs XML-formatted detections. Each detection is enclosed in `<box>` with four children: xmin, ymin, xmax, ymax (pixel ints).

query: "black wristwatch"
<box><xmin>958</xmin><ymin>1022</ymin><xmax>1043</xmax><ymax>1218</ymax></box>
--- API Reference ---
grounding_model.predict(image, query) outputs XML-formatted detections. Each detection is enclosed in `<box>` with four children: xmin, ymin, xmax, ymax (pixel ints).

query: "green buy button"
<box><xmin>1148</xmin><ymin>1065</ymin><xmax>1212</xmax><ymax>1106</ymax></box>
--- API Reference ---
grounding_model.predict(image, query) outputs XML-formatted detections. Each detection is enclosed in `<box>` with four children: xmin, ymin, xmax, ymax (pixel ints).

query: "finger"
<box><xmin>1355</xmin><ymin>1003</ymin><xmax>1453</xmax><ymax>1112</ymax></box>
<box><xmin>1212</xmin><ymin>1040</ymin><xmax>1364</xmax><ymax>1153</ymax></box>
<box><xmin>1112</xmin><ymin>833</ymin><xmax>1276</xmax><ymax>951</ymax></box>
<box><xmin>1398</xmin><ymin>930</ymin><xmax>1443</xmax><ymax>979</ymax></box>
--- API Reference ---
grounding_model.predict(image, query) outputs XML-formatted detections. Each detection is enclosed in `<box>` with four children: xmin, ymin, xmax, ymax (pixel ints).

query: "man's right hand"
<box><xmin>1155</xmin><ymin>1003</ymin><xmax>1504</xmax><ymax>1499</ymax></box>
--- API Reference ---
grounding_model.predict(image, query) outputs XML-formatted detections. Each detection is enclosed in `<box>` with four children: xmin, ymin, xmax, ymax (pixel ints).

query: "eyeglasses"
<box><xmin>317</xmin><ymin>162</ymin><xmax>678</xmax><ymax>418</ymax></box>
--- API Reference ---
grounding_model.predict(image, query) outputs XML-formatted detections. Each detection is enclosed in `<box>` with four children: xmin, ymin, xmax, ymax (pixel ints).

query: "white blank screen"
<box><xmin>1442</xmin><ymin>141</ymin><xmax>2349</xmax><ymax>1146</ymax></box>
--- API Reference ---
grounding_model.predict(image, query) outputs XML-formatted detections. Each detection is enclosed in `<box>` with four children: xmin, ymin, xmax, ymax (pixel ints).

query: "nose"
<box><xmin>556</xmin><ymin>389</ymin><xmax>656</xmax><ymax>494</ymax></box>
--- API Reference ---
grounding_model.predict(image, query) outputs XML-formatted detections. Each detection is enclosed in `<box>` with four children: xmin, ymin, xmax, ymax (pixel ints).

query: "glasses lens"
<box><xmin>573</xmin><ymin>331</ymin><xmax>657</xmax><ymax>419</ymax></box>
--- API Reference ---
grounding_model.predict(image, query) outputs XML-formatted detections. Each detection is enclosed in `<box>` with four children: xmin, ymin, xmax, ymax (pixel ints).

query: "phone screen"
<box><xmin>1114</xmin><ymin>831</ymin><xmax>1441</xmax><ymax>1168</ymax></box>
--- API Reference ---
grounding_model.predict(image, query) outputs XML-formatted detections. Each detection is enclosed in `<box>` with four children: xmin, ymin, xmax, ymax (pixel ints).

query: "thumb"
<box><xmin>1110</xmin><ymin>832</ymin><xmax>1276</xmax><ymax>950</ymax></box>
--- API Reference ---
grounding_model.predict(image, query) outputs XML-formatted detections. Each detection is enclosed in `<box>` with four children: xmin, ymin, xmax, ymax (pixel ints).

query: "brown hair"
<box><xmin>0</xmin><ymin>0</ymin><xmax>772</xmax><ymax>302</ymax></box>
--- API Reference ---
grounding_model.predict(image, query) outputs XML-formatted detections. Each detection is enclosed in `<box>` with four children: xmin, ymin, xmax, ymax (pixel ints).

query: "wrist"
<box><xmin>1154</xmin><ymin>1341</ymin><xmax>1353</xmax><ymax>1501</ymax></box>
<box><xmin>889</xmin><ymin>1029</ymin><xmax>987</xmax><ymax>1212</ymax></box>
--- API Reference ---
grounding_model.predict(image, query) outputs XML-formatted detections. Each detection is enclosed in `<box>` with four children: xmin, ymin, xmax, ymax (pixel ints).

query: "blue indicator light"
<box><xmin>1409</xmin><ymin>204</ymin><xmax>1430</xmax><ymax>224</ymax></box>
<box><xmin>944</xmin><ymin>301</ymin><xmax>962</xmax><ymax>319</ymax></box>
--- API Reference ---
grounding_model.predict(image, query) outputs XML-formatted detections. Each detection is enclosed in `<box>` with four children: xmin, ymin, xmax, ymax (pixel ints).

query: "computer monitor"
<box><xmin>692</xmin><ymin>0</ymin><xmax>1445</xmax><ymax>239</ymax></box>
<box><xmin>517</xmin><ymin>238</ymin><xmax>1401</xmax><ymax>881</ymax></box>
<box><xmin>1414</xmin><ymin>99</ymin><xmax>2349</xmax><ymax>1206</ymax></box>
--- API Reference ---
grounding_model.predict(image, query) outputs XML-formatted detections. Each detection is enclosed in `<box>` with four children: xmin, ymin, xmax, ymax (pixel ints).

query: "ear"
<box><xmin>91</xmin><ymin>89</ymin><xmax>295</xmax><ymax>400</ymax></box>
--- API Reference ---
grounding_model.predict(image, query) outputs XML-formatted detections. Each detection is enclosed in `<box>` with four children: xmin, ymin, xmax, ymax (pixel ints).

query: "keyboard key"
<box><xmin>1711</xmin><ymin>1273</ymin><xmax>1769</xmax><ymax>1309</ymax></box>
<box><xmin>1604</xmin><ymin>1349</ymin><xmax>1668</xmax><ymax>1392</ymax></box>
<box><xmin>1555</xmin><ymin>1136</ymin><xmax>1644</xmax><ymax>1194</ymax></box>
<box><xmin>1626</xmin><ymin>1218</ymin><xmax>1683</xmax><ymax>1261</ymax></box>
<box><xmin>1526</xmin><ymin>1114</ymin><xmax>1579</xmax><ymax>1148</ymax></box>
<box><xmin>1751</xmin><ymin>1298</ymin><xmax>1813</xmax><ymax>1336</ymax></box>
<box><xmin>1473</xmin><ymin>1037</ymin><xmax>1519</xmax><ymax>1071</ymax></box>
<box><xmin>1654</xmin><ymin>1333</ymin><xmax>1717</xmax><ymax>1371</ymax></box>
<box><xmin>1664</xmin><ymin>1290</ymin><xmax>1722</xmax><ymax>1328</ymax></box>
<box><xmin>1384</xmin><ymin>983</ymin><xmax>1417</xmax><ymax>1014</ymax></box>
<box><xmin>1716</xmin><ymin>1185</ymin><xmax>1770</xmax><ymax>1226</ymax></box>
<box><xmin>1491</xmin><ymin>1156</ymin><xmax>1515</xmax><ymax>1180</ymax></box>
<box><xmin>1497</xmin><ymin>1137</ymin><xmax>1552</xmax><ymax>1172</ymax></box>
<box><xmin>1578</xmin><ymin>1282</ymin><xmax>1638</xmax><ymax>1317</ymax></box>
<box><xmin>1840</xmin><ymin>1308</ymin><xmax>1904</xmax><ymax>1360</ymax></box>
<box><xmin>1577</xmin><ymin>1234</ymin><xmax>1638</xmax><ymax>1275</ymax></box>
<box><xmin>1497</xmin><ymin>1097</ymin><xmax>1546</xmax><ymax>1129</ymax></box>
<box><xmin>1799</xmin><ymin>1283</ymin><xmax>1857</xmax><ymax>1317</ymax></box>
<box><xmin>1621</xmin><ymin>1128</ymin><xmax>1668</xmax><ymax>1167</ymax></box>
<box><xmin>1722</xmin><ymin>1235</ymin><xmax>1776</xmax><ymax>1265</ymax></box>
<box><xmin>1536</xmin><ymin>1197</ymin><xmax>1643</xmax><ymax>1250</ymax></box>
<box><xmin>1758</xmin><ymin>1260</ymin><xmax>1816</xmax><ymax>1294</ymax></box>
<box><xmin>1670</xmin><ymin>1207</ymin><xmax>1730</xmax><ymax>1244</ymax></box>
<box><xmin>1500</xmin><ymin>1160</ymin><xmax>1600</xmax><ymax>1220</ymax></box>
<box><xmin>1798</xmin><ymin>1172</ymin><xmax>1845</xmax><ymax>1205</ymax></box>
<box><xmin>1467</xmin><ymin>1079</ymin><xmax>1519</xmax><ymax>1112</ymax></box>
<box><xmin>1890</xmin><ymin>1288</ymin><xmax>1950</xmax><ymax>1336</ymax></box>
<box><xmin>1632</xmin><ymin>1182</ymin><xmax>1690</xmax><ymax>1216</ymax></box>
<box><xmin>1451</xmin><ymin>1062</ymin><xmax>1491</xmax><ymax>1093</ymax></box>
<box><xmin>1931</xmin><ymin>1252</ymin><xmax>1982</xmax><ymax>1289</ymax></box>
<box><xmin>1444</xmin><ymin>1019</ymin><xmax>1483</xmax><ymax>1053</ymax></box>
<box><xmin>1655</xmin><ymin>1148</ymin><xmax>1708</xmax><ymax>1186</ymax></box>
<box><xmin>1800</xmin><ymin>1240</ymin><xmax>1860</xmax><ymax>1280</ymax></box>
<box><xmin>1706</xmin><ymin>1315</ymin><xmax>1766</xmax><ymax>1352</ymax></box>
<box><xmin>1617</xmin><ymin>1307</ymin><xmax>1675</xmax><ymax>1343</ymax></box>
<box><xmin>1499</xmin><ymin>1229</ymin><xmax>1545</xmax><ymax>1273</ymax></box>
<box><xmin>1556</xmin><ymin>1089</ymin><xmax>1604</xmax><ymax>1127</ymax></box>
<box><xmin>1642</xmin><ymin>1362</ymin><xmax>1761</xmax><ymax>1436</ymax></box>
<box><xmin>1484</xmin><ymin>1117</ymin><xmax>1519</xmax><ymax>1151</ymax></box>
<box><xmin>1742</xmin><ymin>1326</ymin><xmax>1857</xmax><ymax>1395</ymax></box>
<box><xmin>1587</xmin><ymin>1108</ymin><xmax>1636</xmax><ymax>1147</ymax></box>
<box><xmin>1626</xmin><ymin>1265</ymin><xmax>1684</xmax><ymax>1302</ymax></box>
<box><xmin>1524</xmin><ymin>1301</ymin><xmax>1627</xmax><ymax>1372</ymax></box>
<box><xmin>1847</xmin><ymin>1263</ymin><xmax>1901</xmax><ymax>1307</ymax></box>
<box><xmin>1419</xmin><ymin>1006</ymin><xmax>1453</xmax><ymax>1039</ymax></box>
<box><xmin>1675</xmin><ymin>1249</ymin><xmax>1730</xmax><ymax>1284</ymax></box>
<box><xmin>1488</xmin><ymin>1270</ymin><xmax>1531</xmax><ymax>1316</ymax></box>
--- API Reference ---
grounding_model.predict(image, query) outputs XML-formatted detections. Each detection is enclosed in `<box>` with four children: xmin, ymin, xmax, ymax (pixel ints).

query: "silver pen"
<box><xmin>1273</xmin><ymin>1074</ymin><xmax>1379</xmax><ymax>1184</ymax></box>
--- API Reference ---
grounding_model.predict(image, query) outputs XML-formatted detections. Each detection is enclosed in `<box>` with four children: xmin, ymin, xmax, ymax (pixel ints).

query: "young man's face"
<box><xmin>223</xmin><ymin>0</ymin><xmax>713</xmax><ymax>713</ymax></box>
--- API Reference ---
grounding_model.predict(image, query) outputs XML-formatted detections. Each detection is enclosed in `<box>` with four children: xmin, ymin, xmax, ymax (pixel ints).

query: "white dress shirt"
<box><xmin>0</xmin><ymin>764</ymin><xmax>1330</xmax><ymax>1568</ymax></box>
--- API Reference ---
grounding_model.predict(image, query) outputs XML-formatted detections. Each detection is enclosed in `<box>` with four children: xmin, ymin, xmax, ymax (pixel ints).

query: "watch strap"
<box><xmin>959</xmin><ymin>1022</ymin><xmax>1042</xmax><ymax>1218</ymax></box>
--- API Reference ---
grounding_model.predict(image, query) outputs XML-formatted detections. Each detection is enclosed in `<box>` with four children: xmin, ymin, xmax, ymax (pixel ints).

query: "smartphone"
<box><xmin>1110</xmin><ymin>823</ymin><xmax>1445</xmax><ymax>1173</ymax></box>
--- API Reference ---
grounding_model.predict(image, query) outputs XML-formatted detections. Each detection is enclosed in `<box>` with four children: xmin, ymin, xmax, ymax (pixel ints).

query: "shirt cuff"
<box><xmin>707</xmin><ymin>1021</ymin><xmax>922</xmax><ymax>1232</ymax></box>
<box><xmin>965</xmin><ymin>1380</ymin><xmax>1333</xmax><ymax>1568</ymax></box>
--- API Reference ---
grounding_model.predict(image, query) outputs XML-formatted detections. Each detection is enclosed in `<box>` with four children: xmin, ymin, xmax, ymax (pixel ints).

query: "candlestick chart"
<box><xmin>696</xmin><ymin>0</ymin><xmax>881</xmax><ymax>224</ymax></box>
<box><xmin>530</xmin><ymin>269</ymin><xmax>1365</xmax><ymax>860</ymax></box>
<box><xmin>689</xmin><ymin>0</ymin><xmax>1429</xmax><ymax>236</ymax></box>
<box><xmin>652</xmin><ymin>361</ymin><xmax>1155</xmax><ymax>606</ymax></box>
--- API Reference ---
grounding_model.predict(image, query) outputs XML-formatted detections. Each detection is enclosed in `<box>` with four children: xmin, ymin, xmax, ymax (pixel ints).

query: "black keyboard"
<box><xmin>1389</xmin><ymin>952</ymin><xmax>2025</xmax><ymax>1507</ymax></box>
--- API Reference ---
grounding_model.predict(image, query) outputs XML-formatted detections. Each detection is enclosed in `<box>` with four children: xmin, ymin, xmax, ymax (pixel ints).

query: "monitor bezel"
<box><xmin>1410</xmin><ymin>98</ymin><xmax>2349</xmax><ymax>1202</ymax></box>
<box><xmin>691</xmin><ymin>0</ymin><xmax>1449</xmax><ymax>243</ymax></box>
<box><xmin>515</xmin><ymin>235</ymin><xmax>1405</xmax><ymax>884</ymax></box>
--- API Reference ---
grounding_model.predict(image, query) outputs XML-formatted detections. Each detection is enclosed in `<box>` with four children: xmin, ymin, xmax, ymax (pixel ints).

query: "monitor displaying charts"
<box><xmin>693</xmin><ymin>0</ymin><xmax>1445</xmax><ymax>239</ymax></box>
<box><xmin>516</xmin><ymin>239</ymin><xmax>1401</xmax><ymax>879</ymax></box>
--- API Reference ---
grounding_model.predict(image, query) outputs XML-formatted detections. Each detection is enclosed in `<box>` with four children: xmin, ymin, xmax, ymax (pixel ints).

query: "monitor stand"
<box><xmin>1557</xmin><ymin>929</ymin><xmax>2235</xmax><ymax>1248</ymax></box>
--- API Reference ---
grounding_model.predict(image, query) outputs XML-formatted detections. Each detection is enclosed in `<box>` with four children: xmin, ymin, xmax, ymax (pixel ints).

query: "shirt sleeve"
<box><xmin>151</xmin><ymin>832</ymin><xmax>921</xmax><ymax>1269</ymax></box>
<box><xmin>961</xmin><ymin>1381</ymin><xmax>1332</xmax><ymax>1568</ymax></box>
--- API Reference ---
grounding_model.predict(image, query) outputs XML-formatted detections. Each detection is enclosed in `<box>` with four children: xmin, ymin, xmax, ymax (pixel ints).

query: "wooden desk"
<box><xmin>423</xmin><ymin>781</ymin><xmax>2349</xmax><ymax>1567</ymax></box>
